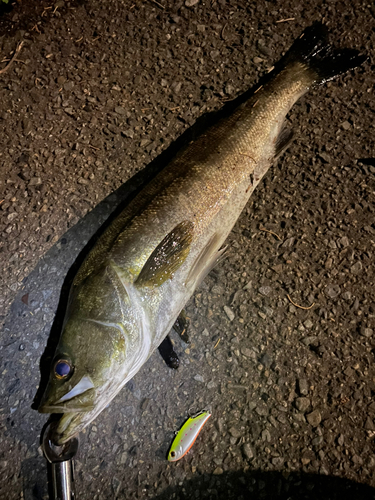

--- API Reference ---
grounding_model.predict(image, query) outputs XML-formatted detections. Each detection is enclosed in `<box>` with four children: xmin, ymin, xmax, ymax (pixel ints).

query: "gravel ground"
<box><xmin>1</xmin><ymin>0</ymin><xmax>375</xmax><ymax>499</ymax></box>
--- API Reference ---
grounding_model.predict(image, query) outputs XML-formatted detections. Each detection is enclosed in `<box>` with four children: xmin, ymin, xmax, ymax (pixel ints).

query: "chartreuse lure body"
<box><xmin>168</xmin><ymin>411</ymin><xmax>211</xmax><ymax>462</ymax></box>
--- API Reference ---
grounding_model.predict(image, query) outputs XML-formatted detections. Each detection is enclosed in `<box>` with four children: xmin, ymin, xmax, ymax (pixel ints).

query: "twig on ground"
<box><xmin>276</xmin><ymin>18</ymin><xmax>295</xmax><ymax>23</ymax></box>
<box><xmin>259</xmin><ymin>227</ymin><xmax>282</xmax><ymax>241</ymax></box>
<box><xmin>148</xmin><ymin>0</ymin><xmax>165</xmax><ymax>9</ymax></box>
<box><xmin>0</xmin><ymin>41</ymin><xmax>24</xmax><ymax>76</ymax></box>
<box><xmin>287</xmin><ymin>294</ymin><xmax>315</xmax><ymax>310</ymax></box>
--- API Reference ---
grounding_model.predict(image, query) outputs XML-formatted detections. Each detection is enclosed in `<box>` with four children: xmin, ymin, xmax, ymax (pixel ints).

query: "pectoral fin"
<box><xmin>136</xmin><ymin>220</ymin><xmax>194</xmax><ymax>287</ymax></box>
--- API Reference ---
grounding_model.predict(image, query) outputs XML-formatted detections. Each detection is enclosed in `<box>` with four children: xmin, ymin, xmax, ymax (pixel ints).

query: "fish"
<box><xmin>167</xmin><ymin>411</ymin><xmax>212</xmax><ymax>462</ymax></box>
<box><xmin>38</xmin><ymin>23</ymin><xmax>365</xmax><ymax>444</ymax></box>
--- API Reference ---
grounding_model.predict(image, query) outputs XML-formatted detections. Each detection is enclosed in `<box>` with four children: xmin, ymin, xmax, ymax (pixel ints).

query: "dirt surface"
<box><xmin>1</xmin><ymin>0</ymin><xmax>375</xmax><ymax>499</ymax></box>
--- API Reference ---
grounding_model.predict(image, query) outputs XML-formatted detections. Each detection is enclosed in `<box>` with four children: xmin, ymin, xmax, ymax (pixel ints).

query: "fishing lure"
<box><xmin>167</xmin><ymin>411</ymin><xmax>211</xmax><ymax>462</ymax></box>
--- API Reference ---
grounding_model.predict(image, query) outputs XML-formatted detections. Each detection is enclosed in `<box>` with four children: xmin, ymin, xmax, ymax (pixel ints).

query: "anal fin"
<box><xmin>274</xmin><ymin>125</ymin><xmax>294</xmax><ymax>160</ymax></box>
<box><xmin>186</xmin><ymin>233</ymin><xmax>228</xmax><ymax>289</ymax></box>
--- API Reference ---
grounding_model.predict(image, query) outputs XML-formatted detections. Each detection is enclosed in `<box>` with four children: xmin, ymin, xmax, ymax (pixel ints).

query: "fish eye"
<box><xmin>170</xmin><ymin>451</ymin><xmax>176</xmax><ymax>458</ymax></box>
<box><xmin>53</xmin><ymin>359</ymin><xmax>73</xmax><ymax>380</ymax></box>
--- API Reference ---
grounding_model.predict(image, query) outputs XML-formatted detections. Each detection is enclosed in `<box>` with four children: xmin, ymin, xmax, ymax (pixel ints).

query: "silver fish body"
<box><xmin>38</xmin><ymin>23</ymin><xmax>365</xmax><ymax>444</ymax></box>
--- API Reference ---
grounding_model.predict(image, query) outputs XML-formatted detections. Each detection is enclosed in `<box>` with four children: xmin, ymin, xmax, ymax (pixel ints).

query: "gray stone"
<box><xmin>364</xmin><ymin>417</ymin><xmax>375</xmax><ymax>431</ymax></box>
<box><xmin>112</xmin><ymin>477</ymin><xmax>121</xmax><ymax>496</ymax></box>
<box><xmin>304</xmin><ymin>319</ymin><xmax>313</xmax><ymax>329</ymax></box>
<box><xmin>115</xmin><ymin>106</ymin><xmax>126</xmax><ymax>115</ymax></box>
<box><xmin>328</xmin><ymin>239</ymin><xmax>338</xmax><ymax>249</ymax></box>
<box><xmin>306</xmin><ymin>410</ymin><xmax>322</xmax><ymax>427</ymax></box>
<box><xmin>325</xmin><ymin>284</ymin><xmax>341</xmax><ymax>299</ymax></box>
<box><xmin>224</xmin><ymin>306</ymin><xmax>235</xmax><ymax>321</ymax></box>
<box><xmin>29</xmin><ymin>177</ymin><xmax>42</xmax><ymax>186</ymax></box>
<box><xmin>298</xmin><ymin>378</ymin><xmax>309</xmax><ymax>396</ymax></box>
<box><xmin>122</xmin><ymin>129</ymin><xmax>134</xmax><ymax>139</ymax></box>
<box><xmin>185</xmin><ymin>0</ymin><xmax>199</xmax><ymax>5</ymax></box>
<box><xmin>360</xmin><ymin>327</ymin><xmax>373</xmax><ymax>338</ymax></box>
<box><xmin>312</xmin><ymin>436</ymin><xmax>323</xmax><ymax>446</ymax></box>
<box><xmin>259</xmin><ymin>353</ymin><xmax>272</xmax><ymax>368</ymax></box>
<box><xmin>341</xmin><ymin>120</ymin><xmax>351</xmax><ymax>130</ymax></box>
<box><xmin>259</xmin><ymin>286</ymin><xmax>271</xmax><ymax>296</ymax></box>
<box><xmin>301</xmin><ymin>336</ymin><xmax>318</xmax><ymax>346</ymax></box>
<box><xmin>295</xmin><ymin>397</ymin><xmax>310</xmax><ymax>413</ymax></box>
<box><xmin>241</xmin><ymin>347</ymin><xmax>255</xmax><ymax>358</ymax></box>
<box><xmin>338</xmin><ymin>236</ymin><xmax>350</xmax><ymax>248</ymax></box>
<box><xmin>352</xmin><ymin>454</ymin><xmax>363</xmax><ymax>465</ymax></box>
<box><xmin>282</xmin><ymin>237</ymin><xmax>295</xmax><ymax>248</ymax></box>
<box><xmin>261</xmin><ymin>429</ymin><xmax>271</xmax><ymax>442</ymax></box>
<box><xmin>271</xmin><ymin>457</ymin><xmax>284</xmax><ymax>466</ymax></box>
<box><xmin>319</xmin><ymin>152</ymin><xmax>331</xmax><ymax>163</ymax></box>
<box><xmin>171</xmin><ymin>81</ymin><xmax>182</xmax><ymax>93</ymax></box>
<box><xmin>193</xmin><ymin>374</ymin><xmax>204</xmax><ymax>383</ymax></box>
<box><xmin>351</xmin><ymin>261</ymin><xmax>363</xmax><ymax>274</ymax></box>
<box><xmin>242</xmin><ymin>443</ymin><xmax>254</xmax><ymax>460</ymax></box>
<box><xmin>229</xmin><ymin>427</ymin><xmax>242</xmax><ymax>438</ymax></box>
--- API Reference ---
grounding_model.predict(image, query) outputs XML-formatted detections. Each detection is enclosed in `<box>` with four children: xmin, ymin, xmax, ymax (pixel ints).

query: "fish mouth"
<box><xmin>38</xmin><ymin>388</ymin><xmax>96</xmax><ymax>413</ymax></box>
<box><xmin>48</xmin><ymin>412</ymin><xmax>83</xmax><ymax>445</ymax></box>
<box><xmin>38</xmin><ymin>376</ymin><xmax>97</xmax><ymax>413</ymax></box>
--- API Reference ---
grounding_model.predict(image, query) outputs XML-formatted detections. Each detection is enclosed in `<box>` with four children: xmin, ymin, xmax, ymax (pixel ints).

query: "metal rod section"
<box><xmin>50</xmin><ymin>460</ymin><xmax>75</xmax><ymax>500</ymax></box>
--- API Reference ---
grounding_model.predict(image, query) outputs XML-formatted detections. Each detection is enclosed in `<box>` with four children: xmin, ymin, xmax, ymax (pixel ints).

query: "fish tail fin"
<box><xmin>282</xmin><ymin>22</ymin><xmax>366</xmax><ymax>85</ymax></box>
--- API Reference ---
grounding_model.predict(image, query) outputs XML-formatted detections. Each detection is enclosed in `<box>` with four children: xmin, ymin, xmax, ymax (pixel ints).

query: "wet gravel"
<box><xmin>1</xmin><ymin>0</ymin><xmax>375</xmax><ymax>499</ymax></box>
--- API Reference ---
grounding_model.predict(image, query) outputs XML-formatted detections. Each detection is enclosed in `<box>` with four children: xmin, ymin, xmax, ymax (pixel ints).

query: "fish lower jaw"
<box><xmin>38</xmin><ymin>404</ymin><xmax>94</xmax><ymax>413</ymax></box>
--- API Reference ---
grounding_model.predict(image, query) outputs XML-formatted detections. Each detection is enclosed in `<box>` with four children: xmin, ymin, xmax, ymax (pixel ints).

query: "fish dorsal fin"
<box><xmin>135</xmin><ymin>220</ymin><xmax>194</xmax><ymax>287</ymax></box>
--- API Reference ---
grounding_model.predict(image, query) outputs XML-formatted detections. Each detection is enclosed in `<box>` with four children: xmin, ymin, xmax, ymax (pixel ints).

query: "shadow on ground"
<box><xmin>19</xmin><ymin>460</ymin><xmax>375</xmax><ymax>500</ymax></box>
<box><xmin>152</xmin><ymin>469</ymin><xmax>375</xmax><ymax>500</ymax></box>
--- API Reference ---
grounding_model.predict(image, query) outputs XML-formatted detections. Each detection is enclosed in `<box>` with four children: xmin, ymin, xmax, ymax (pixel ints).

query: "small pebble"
<box><xmin>224</xmin><ymin>306</ymin><xmax>235</xmax><ymax>321</ymax></box>
<box><xmin>351</xmin><ymin>262</ymin><xmax>363</xmax><ymax>274</ymax></box>
<box><xmin>259</xmin><ymin>353</ymin><xmax>272</xmax><ymax>368</ymax></box>
<box><xmin>295</xmin><ymin>397</ymin><xmax>310</xmax><ymax>413</ymax></box>
<box><xmin>306</xmin><ymin>410</ymin><xmax>322</xmax><ymax>427</ymax></box>
<box><xmin>242</xmin><ymin>443</ymin><xmax>254</xmax><ymax>460</ymax></box>
<box><xmin>298</xmin><ymin>378</ymin><xmax>309</xmax><ymax>396</ymax></box>
<box><xmin>360</xmin><ymin>327</ymin><xmax>373</xmax><ymax>338</ymax></box>
<box><xmin>229</xmin><ymin>427</ymin><xmax>242</xmax><ymax>438</ymax></box>
<box><xmin>259</xmin><ymin>286</ymin><xmax>271</xmax><ymax>296</ymax></box>
<box><xmin>325</xmin><ymin>284</ymin><xmax>341</xmax><ymax>299</ymax></box>
<box><xmin>304</xmin><ymin>319</ymin><xmax>313</xmax><ymax>329</ymax></box>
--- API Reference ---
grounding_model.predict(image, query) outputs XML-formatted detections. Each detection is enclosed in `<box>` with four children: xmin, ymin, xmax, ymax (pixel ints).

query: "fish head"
<box><xmin>38</xmin><ymin>311</ymin><xmax>130</xmax><ymax>444</ymax></box>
